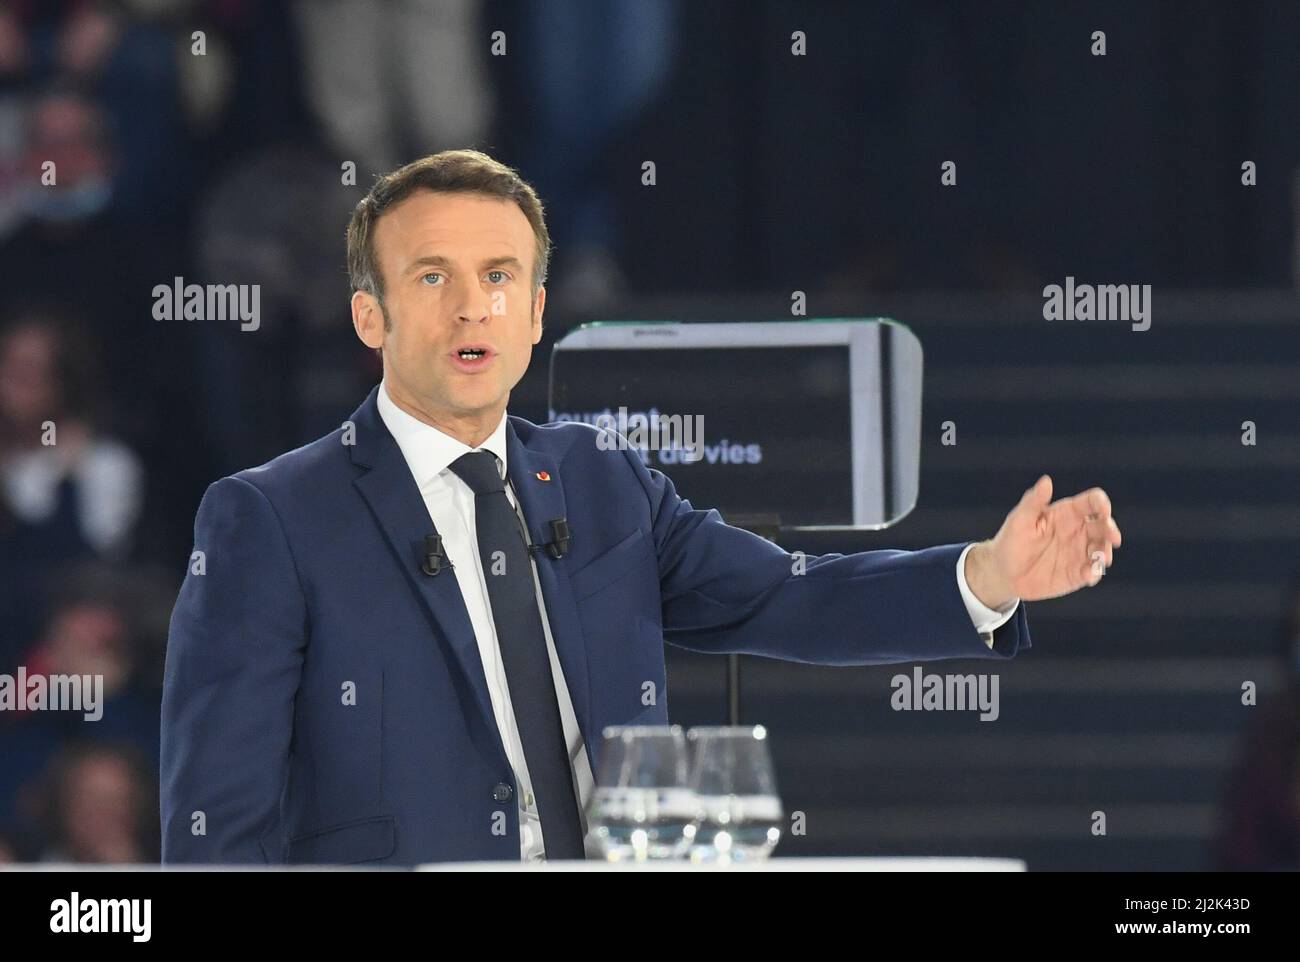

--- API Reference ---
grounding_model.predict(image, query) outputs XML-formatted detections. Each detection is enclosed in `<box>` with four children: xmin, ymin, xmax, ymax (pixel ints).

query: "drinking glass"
<box><xmin>686</xmin><ymin>725</ymin><xmax>783</xmax><ymax>862</ymax></box>
<box><xmin>587</xmin><ymin>725</ymin><xmax>697</xmax><ymax>861</ymax></box>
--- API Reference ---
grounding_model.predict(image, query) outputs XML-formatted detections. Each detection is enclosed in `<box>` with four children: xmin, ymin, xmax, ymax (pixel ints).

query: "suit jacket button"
<box><xmin>493</xmin><ymin>782</ymin><xmax>513</xmax><ymax>803</ymax></box>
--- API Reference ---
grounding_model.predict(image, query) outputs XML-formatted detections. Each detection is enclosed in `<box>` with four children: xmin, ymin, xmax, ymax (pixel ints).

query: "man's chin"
<box><xmin>442</xmin><ymin>391</ymin><xmax>507</xmax><ymax>420</ymax></box>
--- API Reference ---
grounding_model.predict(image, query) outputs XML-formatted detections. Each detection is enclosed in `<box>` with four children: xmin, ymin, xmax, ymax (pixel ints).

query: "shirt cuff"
<box><xmin>956</xmin><ymin>542</ymin><xmax>1020</xmax><ymax>648</ymax></box>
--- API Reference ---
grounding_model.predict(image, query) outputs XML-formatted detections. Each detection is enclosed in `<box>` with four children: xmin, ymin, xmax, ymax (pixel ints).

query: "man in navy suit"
<box><xmin>160</xmin><ymin>149</ymin><xmax>1122</xmax><ymax>866</ymax></box>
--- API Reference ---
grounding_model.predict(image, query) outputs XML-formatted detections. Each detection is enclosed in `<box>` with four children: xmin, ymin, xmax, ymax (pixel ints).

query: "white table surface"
<box><xmin>419</xmin><ymin>857</ymin><xmax>1027</xmax><ymax>871</ymax></box>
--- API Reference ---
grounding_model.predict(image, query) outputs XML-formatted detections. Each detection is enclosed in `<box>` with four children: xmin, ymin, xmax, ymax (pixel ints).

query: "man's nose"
<box><xmin>451</xmin><ymin>275</ymin><xmax>492</xmax><ymax>323</ymax></box>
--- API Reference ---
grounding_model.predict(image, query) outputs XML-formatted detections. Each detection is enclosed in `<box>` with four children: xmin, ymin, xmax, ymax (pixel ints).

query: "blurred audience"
<box><xmin>0</xmin><ymin>87</ymin><xmax>189</xmax><ymax>454</ymax></box>
<box><xmin>0</xmin><ymin>564</ymin><xmax>167</xmax><ymax>850</ymax></box>
<box><xmin>0</xmin><ymin>0</ymin><xmax>195</xmax><ymax>222</ymax></box>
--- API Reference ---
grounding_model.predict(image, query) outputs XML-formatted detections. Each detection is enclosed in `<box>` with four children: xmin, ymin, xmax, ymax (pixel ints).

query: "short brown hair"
<box><xmin>346</xmin><ymin>149</ymin><xmax>551</xmax><ymax>304</ymax></box>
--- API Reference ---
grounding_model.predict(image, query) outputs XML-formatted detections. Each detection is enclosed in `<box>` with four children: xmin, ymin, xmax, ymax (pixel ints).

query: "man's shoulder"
<box><xmin>509</xmin><ymin>414</ymin><xmax>642</xmax><ymax>475</ymax></box>
<box><xmin>219</xmin><ymin>424</ymin><xmax>353</xmax><ymax>502</ymax></box>
<box><xmin>508</xmin><ymin>413</ymin><xmax>602</xmax><ymax>452</ymax></box>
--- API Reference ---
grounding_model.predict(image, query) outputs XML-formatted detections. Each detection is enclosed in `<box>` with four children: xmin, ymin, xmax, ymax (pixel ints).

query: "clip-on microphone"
<box><xmin>529</xmin><ymin>518</ymin><xmax>571</xmax><ymax>560</ymax></box>
<box><xmin>421</xmin><ymin>533</ymin><xmax>453</xmax><ymax>576</ymax></box>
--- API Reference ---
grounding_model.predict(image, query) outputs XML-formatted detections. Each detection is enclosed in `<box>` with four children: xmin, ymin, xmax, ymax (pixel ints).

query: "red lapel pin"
<box><xmin>535</xmin><ymin>471</ymin><xmax>551</xmax><ymax>481</ymax></box>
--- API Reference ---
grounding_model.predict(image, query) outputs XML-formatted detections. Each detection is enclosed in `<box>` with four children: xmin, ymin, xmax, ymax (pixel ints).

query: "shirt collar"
<box><xmin>376</xmin><ymin>379</ymin><xmax>509</xmax><ymax>491</ymax></box>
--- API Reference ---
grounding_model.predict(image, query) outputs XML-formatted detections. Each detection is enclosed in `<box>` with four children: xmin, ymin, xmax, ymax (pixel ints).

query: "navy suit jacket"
<box><xmin>160</xmin><ymin>384</ymin><xmax>1031</xmax><ymax>865</ymax></box>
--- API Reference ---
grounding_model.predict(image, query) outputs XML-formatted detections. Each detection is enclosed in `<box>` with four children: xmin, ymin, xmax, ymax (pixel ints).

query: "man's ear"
<box><xmin>352</xmin><ymin>290</ymin><xmax>385</xmax><ymax>350</ymax></box>
<box><xmin>531</xmin><ymin>285</ymin><xmax>546</xmax><ymax>345</ymax></box>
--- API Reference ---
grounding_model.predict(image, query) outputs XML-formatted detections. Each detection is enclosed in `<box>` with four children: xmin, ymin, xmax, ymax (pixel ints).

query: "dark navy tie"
<box><xmin>448</xmin><ymin>449</ymin><xmax>585</xmax><ymax>859</ymax></box>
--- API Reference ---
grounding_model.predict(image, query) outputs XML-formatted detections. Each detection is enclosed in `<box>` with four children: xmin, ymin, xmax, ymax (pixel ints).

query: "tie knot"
<box><xmin>449</xmin><ymin>449</ymin><xmax>504</xmax><ymax>496</ymax></box>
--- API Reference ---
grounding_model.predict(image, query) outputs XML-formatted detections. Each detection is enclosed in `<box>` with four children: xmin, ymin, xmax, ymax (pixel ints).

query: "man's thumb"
<box><xmin>1021</xmin><ymin>474</ymin><xmax>1052</xmax><ymax>509</ymax></box>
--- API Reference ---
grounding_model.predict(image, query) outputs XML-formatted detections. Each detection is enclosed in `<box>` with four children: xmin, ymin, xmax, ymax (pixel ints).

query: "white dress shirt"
<box><xmin>376</xmin><ymin>380</ymin><xmax>1019</xmax><ymax>860</ymax></box>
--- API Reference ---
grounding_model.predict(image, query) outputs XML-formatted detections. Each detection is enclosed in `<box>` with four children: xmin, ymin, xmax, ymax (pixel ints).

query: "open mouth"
<box><xmin>450</xmin><ymin>345</ymin><xmax>496</xmax><ymax>371</ymax></box>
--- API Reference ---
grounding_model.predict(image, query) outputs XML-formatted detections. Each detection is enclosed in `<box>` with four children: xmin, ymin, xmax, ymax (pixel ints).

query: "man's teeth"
<box><xmin>458</xmin><ymin>349</ymin><xmax>486</xmax><ymax>359</ymax></box>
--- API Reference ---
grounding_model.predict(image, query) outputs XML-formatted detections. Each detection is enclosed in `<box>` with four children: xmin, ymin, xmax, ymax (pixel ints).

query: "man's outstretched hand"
<box><xmin>964</xmin><ymin>475</ymin><xmax>1122</xmax><ymax>608</ymax></box>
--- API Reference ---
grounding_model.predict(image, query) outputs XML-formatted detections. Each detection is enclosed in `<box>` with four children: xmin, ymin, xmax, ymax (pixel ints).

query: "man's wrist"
<box><xmin>965</xmin><ymin>540</ymin><xmax>1016</xmax><ymax>610</ymax></box>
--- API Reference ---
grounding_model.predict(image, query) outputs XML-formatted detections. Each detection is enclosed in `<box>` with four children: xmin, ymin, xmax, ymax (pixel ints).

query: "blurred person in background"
<box><xmin>292</xmin><ymin>0</ymin><xmax>494</xmax><ymax>179</ymax></box>
<box><xmin>0</xmin><ymin>310</ymin><xmax>142</xmax><ymax>558</ymax></box>
<box><xmin>1212</xmin><ymin>570</ymin><xmax>1300</xmax><ymax>870</ymax></box>
<box><xmin>31</xmin><ymin>740</ymin><xmax>158</xmax><ymax>863</ymax></box>
<box><xmin>0</xmin><ymin>310</ymin><xmax>144</xmax><ymax>665</ymax></box>
<box><xmin>515</xmin><ymin>0</ymin><xmax>678</xmax><ymax>312</ymax></box>
<box><xmin>22</xmin><ymin>573</ymin><xmax>163</xmax><ymax>745</ymax></box>
<box><xmin>3</xmin><ymin>85</ymin><xmax>116</xmax><ymax>241</ymax></box>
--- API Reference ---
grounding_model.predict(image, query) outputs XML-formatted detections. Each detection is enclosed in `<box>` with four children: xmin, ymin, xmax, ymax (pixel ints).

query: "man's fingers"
<box><xmin>1105</xmin><ymin>516</ymin><xmax>1122</xmax><ymax>547</ymax></box>
<box><xmin>1067</xmin><ymin>486</ymin><xmax>1112</xmax><ymax>527</ymax></box>
<box><xmin>1087</xmin><ymin>540</ymin><xmax>1113</xmax><ymax>570</ymax></box>
<box><xmin>1082</xmin><ymin>542</ymin><xmax>1111</xmax><ymax>587</ymax></box>
<box><xmin>1087</xmin><ymin>486</ymin><xmax>1112</xmax><ymax>522</ymax></box>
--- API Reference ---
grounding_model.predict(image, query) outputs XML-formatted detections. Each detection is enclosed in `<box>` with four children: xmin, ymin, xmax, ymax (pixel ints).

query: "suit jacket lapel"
<box><xmin>348</xmin><ymin>387</ymin><xmax>504</xmax><ymax>763</ymax></box>
<box><xmin>505</xmin><ymin>418</ymin><xmax>595</xmax><ymax>748</ymax></box>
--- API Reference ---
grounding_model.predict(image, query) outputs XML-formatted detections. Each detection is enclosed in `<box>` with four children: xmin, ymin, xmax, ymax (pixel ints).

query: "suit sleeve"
<box><xmin>620</xmin><ymin>448</ymin><xmax>1031</xmax><ymax>665</ymax></box>
<box><xmin>160</xmin><ymin>476</ymin><xmax>308</xmax><ymax>863</ymax></box>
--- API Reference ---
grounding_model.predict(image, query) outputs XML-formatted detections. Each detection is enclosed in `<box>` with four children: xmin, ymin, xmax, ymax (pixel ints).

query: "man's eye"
<box><xmin>487</xmin><ymin>270</ymin><xmax>509</xmax><ymax>284</ymax></box>
<box><xmin>420</xmin><ymin>273</ymin><xmax>443</xmax><ymax>286</ymax></box>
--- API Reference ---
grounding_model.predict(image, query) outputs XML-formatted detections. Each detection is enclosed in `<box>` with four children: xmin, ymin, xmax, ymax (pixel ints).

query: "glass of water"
<box><xmin>587</xmin><ymin>725</ymin><xmax>697</xmax><ymax>861</ymax></box>
<box><xmin>686</xmin><ymin>725</ymin><xmax>784</xmax><ymax>862</ymax></box>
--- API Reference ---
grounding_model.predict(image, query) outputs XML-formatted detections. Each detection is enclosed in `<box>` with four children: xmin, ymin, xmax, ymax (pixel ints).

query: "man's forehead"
<box><xmin>375</xmin><ymin>190</ymin><xmax>530</xmax><ymax>258</ymax></box>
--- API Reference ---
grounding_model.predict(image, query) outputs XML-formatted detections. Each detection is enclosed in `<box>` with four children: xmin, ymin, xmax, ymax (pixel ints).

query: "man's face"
<box><xmin>353</xmin><ymin>190</ymin><xmax>544</xmax><ymax>425</ymax></box>
<box><xmin>0</xmin><ymin>324</ymin><xmax>58</xmax><ymax>427</ymax></box>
